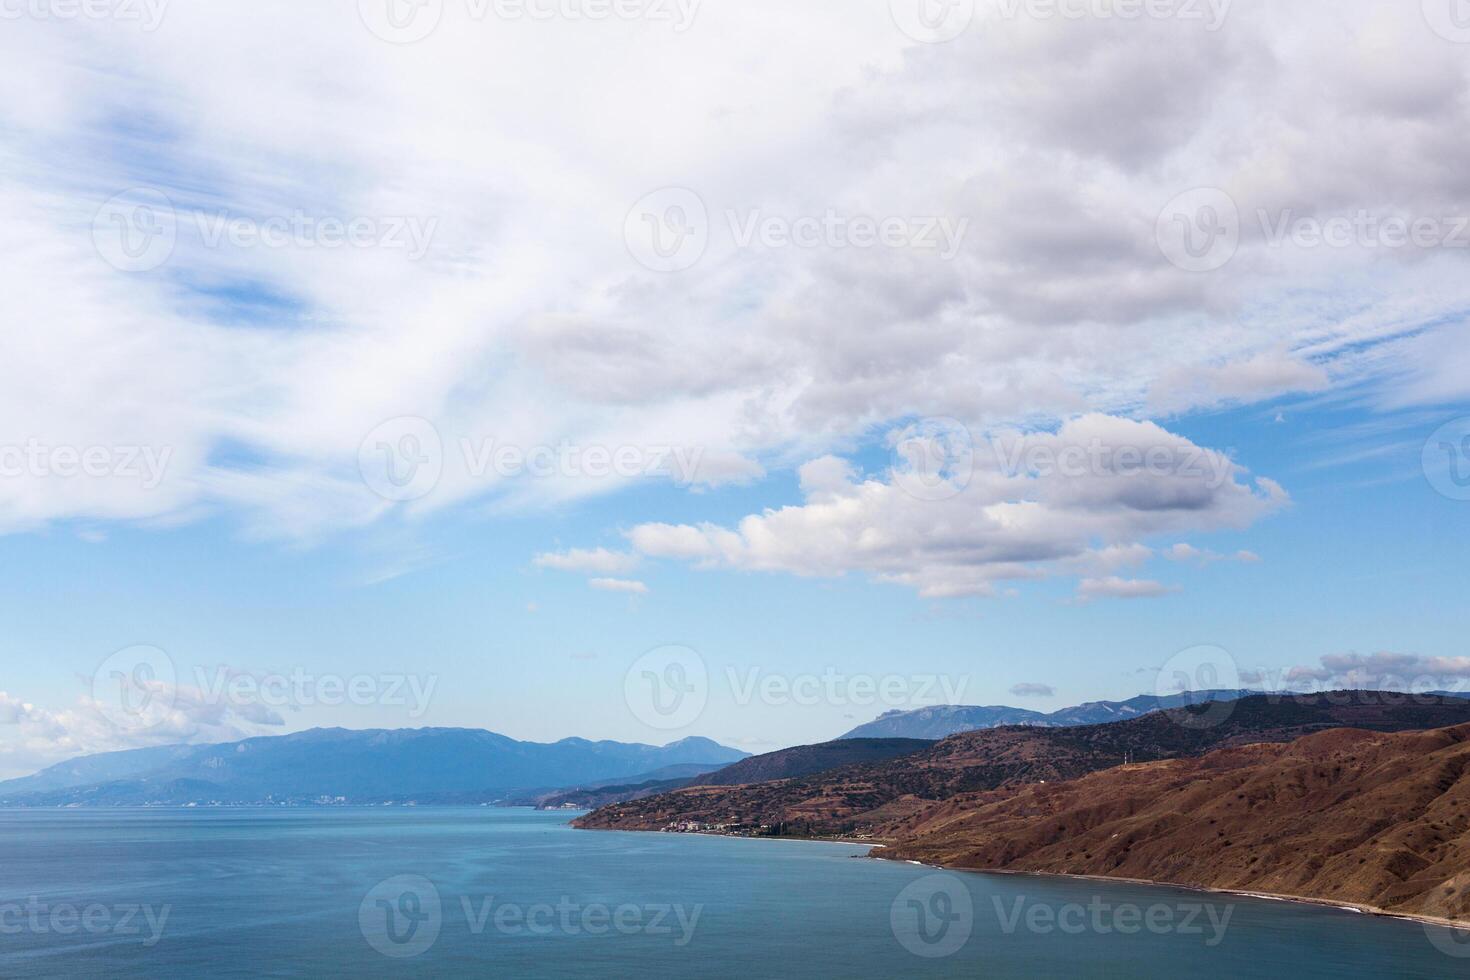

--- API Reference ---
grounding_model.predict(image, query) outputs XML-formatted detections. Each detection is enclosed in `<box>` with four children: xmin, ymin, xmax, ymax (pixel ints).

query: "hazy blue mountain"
<box><xmin>839</xmin><ymin>690</ymin><xmax>1259</xmax><ymax>739</ymax></box>
<box><xmin>0</xmin><ymin>728</ymin><xmax>747</xmax><ymax>806</ymax></box>
<box><xmin>0</xmin><ymin>742</ymin><xmax>206</xmax><ymax>796</ymax></box>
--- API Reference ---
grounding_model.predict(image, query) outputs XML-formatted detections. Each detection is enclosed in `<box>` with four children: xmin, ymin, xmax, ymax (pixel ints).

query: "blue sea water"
<box><xmin>0</xmin><ymin>807</ymin><xmax>1463</xmax><ymax>978</ymax></box>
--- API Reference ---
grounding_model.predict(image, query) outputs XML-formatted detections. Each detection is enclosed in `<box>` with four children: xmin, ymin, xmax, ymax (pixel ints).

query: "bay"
<box><xmin>0</xmin><ymin>808</ymin><xmax>1461</xmax><ymax>978</ymax></box>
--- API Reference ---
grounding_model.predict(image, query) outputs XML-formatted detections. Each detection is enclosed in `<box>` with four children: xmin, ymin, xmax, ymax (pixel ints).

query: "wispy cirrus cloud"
<box><xmin>0</xmin><ymin>0</ymin><xmax>1465</xmax><ymax>563</ymax></box>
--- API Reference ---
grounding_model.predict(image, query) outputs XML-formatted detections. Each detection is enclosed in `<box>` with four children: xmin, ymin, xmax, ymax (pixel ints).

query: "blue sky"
<box><xmin>1</xmin><ymin>393</ymin><xmax>1466</xmax><ymax>770</ymax></box>
<box><xmin>2</xmin><ymin>0</ymin><xmax>1469</xmax><ymax>776</ymax></box>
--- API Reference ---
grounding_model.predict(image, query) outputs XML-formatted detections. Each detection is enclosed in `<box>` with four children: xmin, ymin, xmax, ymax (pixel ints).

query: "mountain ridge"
<box><xmin>840</xmin><ymin>690</ymin><xmax>1259</xmax><ymax>739</ymax></box>
<box><xmin>576</xmin><ymin>692</ymin><xmax>1470</xmax><ymax>839</ymax></box>
<box><xmin>0</xmin><ymin>727</ymin><xmax>748</xmax><ymax>806</ymax></box>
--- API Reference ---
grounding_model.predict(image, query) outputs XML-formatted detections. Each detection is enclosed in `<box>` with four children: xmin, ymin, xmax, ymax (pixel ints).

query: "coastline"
<box><xmin>574</xmin><ymin>823</ymin><xmax>1465</xmax><ymax>932</ymax></box>
<box><xmin>870</xmin><ymin>853</ymin><xmax>1470</xmax><ymax>932</ymax></box>
<box><xmin>576</xmin><ymin>823</ymin><xmax>884</xmax><ymax>849</ymax></box>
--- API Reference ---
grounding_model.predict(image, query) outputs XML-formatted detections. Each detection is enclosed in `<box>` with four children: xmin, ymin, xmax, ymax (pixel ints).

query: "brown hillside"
<box><xmin>575</xmin><ymin>693</ymin><xmax>1470</xmax><ymax>838</ymax></box>
<box><xmin>885</xmin><ymin>724</ymin><xmax>1470</xmax><ymax>922</ymax></box>
<box><xmin>694</xmin><ymin>738</ymin><xmax>933</xmax><ymax>787</ymax></box>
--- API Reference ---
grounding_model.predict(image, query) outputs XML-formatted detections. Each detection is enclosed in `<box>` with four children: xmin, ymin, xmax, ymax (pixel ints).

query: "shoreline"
<box><xmin>579</xmin><ymin>824</ymin><xmax>884</xmax><ymax>849</ymax></box>
<box><xmin>870</xmin><ymin>852</ymin><xmax>1469</xmax><ymax>932</ymax></box>
<box><xmin>575</xmin><ymin>823</ymin><xmax>1465</xmax><ymax>932</ymax></box>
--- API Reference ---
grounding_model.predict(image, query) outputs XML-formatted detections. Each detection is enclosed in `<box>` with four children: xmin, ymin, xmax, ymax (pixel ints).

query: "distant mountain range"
<box><xmin>0</xmin><ymin>728</ymin><xmax>748</xmax><ymax>807</ymax></box>
<box><xmin>577</xmin><ymin>692</ymin><xmax>1470</xmax><ymax>838</ymax></box>
<box><xmin>840</xmin><ymin>689</ymin><xmax>1470</xmax><ymax>739</ymax></box>
<box><xmin>839</xmin><ymin>690</ymin><xmax>1260</xmax><ymax>739</ymax></box>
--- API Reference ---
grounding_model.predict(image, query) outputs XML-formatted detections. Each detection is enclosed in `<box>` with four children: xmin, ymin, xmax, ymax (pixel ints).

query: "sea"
<box><xmin>0</xmin><ymin>807</ymin><xmax>1462</xmax><ymax>978</ymax></box>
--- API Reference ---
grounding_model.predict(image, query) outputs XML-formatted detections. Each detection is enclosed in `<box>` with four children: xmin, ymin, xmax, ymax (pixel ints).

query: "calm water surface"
<box><xmin>0</xmin><ymin>808</ymin><xmax>1462</xmax><ymax>978</ymax></box>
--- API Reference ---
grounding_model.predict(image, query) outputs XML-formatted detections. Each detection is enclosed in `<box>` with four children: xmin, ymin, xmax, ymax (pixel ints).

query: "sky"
<box><xmin>0</xmin><ymin>0</ymin><xmax>1468</xmax><ymax>778</ymax></box>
